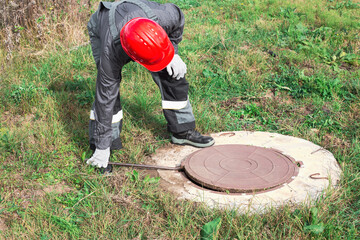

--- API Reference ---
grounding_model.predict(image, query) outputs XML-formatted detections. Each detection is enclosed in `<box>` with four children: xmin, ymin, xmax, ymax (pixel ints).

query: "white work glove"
<box><xmin>166</xmin><ymin>54</ymin><xmax>187</xmax><ymax>80</ymax></box>
<box><xmin>86</xmin><ymin>147</ymin><xmax>110</xmax><ymax>168</ymax></box>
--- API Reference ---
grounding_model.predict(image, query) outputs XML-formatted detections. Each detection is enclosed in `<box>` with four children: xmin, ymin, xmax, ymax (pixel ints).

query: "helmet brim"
<box><xmin>139</xmin><ymin>47</ymin><xmax>175</xmax><ymax>72</ymax></box>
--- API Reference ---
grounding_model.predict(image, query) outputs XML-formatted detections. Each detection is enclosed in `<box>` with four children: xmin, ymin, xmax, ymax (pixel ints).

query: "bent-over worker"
<box><xmin>86</xmin><ymin>0</ymin><xmax>215</xmax><ymax>172</ymax></box>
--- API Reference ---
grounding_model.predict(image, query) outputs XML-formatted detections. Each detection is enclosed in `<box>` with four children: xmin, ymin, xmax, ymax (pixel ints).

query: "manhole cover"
<box><xmin>181</xmin><ymin>144</ymin><xmax>299</xmax><ymax>193</ymax></box>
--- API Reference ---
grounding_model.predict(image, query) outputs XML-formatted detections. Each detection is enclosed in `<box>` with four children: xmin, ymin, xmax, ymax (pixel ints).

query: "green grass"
<box><xmin>1</xmin><ymin>0</ymin><xmax>360</xmax><ymax>238</ymax></box>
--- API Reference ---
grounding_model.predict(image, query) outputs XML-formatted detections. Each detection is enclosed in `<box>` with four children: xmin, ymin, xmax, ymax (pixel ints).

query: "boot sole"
<box><xmin>171</xmin><ymin>136</ymin><xmax>215</xmax><ymax>148</ymax></box>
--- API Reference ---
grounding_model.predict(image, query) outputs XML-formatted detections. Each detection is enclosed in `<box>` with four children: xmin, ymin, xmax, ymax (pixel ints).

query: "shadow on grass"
<box><xmin>49</xmin><ymin>79</ymin><xmax>170</xmax><ymax>155</ymax></box>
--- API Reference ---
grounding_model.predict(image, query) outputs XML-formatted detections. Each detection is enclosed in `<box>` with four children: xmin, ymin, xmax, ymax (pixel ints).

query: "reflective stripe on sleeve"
<box><xmin>90</xmin><ymin>110</ymin><xmax>123</xmax><ymax>123</ymax></box>
<box><xmin>162</xmin><ymin>99</ymin><xmax>188</xmax><ymax>110</ymax></box>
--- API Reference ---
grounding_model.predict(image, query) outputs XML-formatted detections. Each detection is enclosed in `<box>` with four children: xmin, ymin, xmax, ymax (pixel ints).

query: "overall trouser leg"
<box><xmin>151</xmin><ymin>69</ymin><xmax>196</xmax><ymax>133</ymax></box>
<box><xmin>89</xmin><ymin>92</ymin><xmax>123</xmax><ymax>151</ymax></box>
<box><xmin>88</xmin><ymin>8</ymin><xmax>125</xmax><ymax>151</ymax></box>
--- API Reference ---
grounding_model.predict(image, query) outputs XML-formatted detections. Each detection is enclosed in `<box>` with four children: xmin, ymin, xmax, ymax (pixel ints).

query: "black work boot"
<box><xmin>98</xmin><ymin>164</ymin><xmax>113</xmax><ymax>175</ymax></box>
<box><xmin>171</xmin><ymin>129</ymin><xmax>215</xmax><ymax>148</ymax></box>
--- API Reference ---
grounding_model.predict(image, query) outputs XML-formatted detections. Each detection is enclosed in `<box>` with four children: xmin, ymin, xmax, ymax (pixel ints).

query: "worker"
<box><xmin>85</xmin><ymin>0</ymin><xmax>214</xmax><ymax>173</ymax></box>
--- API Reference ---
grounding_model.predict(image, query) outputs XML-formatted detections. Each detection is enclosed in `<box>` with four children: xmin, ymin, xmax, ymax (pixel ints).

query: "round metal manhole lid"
<box><xmin>181</xmin><ymin>144</ymin><xmax>299</xmax><ymax>193</ymax></box>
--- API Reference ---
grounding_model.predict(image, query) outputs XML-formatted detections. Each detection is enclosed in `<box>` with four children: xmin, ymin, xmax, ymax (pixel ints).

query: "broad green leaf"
<box><xmin>310</xmin><ymin>207</ymin><xmax>319</xmax><ymax>224</ymax></box>
<box><xmin>200</xmin><ymin>217</ymin><xmax>222</xmax><ymax>240</ymax></box>
<box><xmin>304</xmin><ymin>223</ymin><xmax>325</xmax><ymax>235</ymax></box>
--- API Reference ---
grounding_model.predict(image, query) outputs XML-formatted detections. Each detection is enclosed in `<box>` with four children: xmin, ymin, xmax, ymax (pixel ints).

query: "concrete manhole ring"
<box><xmin>152</xmin><ymin>131</ymin><xmax>342</xmax><ymax>212</ymax></box>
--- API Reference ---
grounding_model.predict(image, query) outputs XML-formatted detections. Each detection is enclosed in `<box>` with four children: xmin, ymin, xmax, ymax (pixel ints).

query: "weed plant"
<box><xmin>0</xmin><ymin>0</ymin><xmax>359</xmax><ymax>239</ymax></box>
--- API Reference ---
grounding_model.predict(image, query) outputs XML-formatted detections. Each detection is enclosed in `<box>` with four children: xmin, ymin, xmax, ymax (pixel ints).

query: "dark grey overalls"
<box><xmin>87</xmin><ymin>0</ymin><xmax>196</xmax><ymax>150</ymax></box>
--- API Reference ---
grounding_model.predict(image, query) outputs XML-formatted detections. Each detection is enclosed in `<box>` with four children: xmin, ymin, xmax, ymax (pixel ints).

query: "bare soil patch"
<box><xmin>0</xmin><ymin>218</ymin><xmax>8</xmax><ymax>231</ymax></box>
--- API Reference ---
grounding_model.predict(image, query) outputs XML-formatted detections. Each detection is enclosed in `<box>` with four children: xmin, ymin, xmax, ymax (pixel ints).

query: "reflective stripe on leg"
<box><xmin>90</xmin><ymin>109</ymin><xmax>123</xmax><ymax>123</ymax></box>
<box><xmin>162</xmin><ymin>99</ymin><xmax>188</xmax><ymax>110</ymax></box>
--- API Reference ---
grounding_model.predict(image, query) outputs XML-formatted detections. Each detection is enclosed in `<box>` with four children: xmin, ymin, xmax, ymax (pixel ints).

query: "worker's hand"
<box><xmin>166</xmin><ymin>54</ymin><xmax>187</xmax><ymax>80</ymax></box>
<box><xmin>86</xmin><ymin>147</ymin><xmax>110</xmax><ymax>168</ymax></box>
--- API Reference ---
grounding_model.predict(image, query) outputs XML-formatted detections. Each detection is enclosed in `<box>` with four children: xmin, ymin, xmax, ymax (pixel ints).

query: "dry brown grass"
<box><xmin>0</xmin><ymin>0</ymin><xmax>96</xmax><ymax>59</ymax></box>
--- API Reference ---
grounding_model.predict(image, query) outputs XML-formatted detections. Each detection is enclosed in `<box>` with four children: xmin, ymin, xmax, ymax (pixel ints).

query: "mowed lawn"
<box><xmin>0</xmin><ymin>0</ymin><xmax>359</xmax><ymax>239</ymax></box>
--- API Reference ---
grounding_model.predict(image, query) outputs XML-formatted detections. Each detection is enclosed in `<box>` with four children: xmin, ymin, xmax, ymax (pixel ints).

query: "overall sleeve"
<box><xmin>163</xmin><ymin>3</ymin><xmax>185</xmax><ymax>54</ymax></box>
<box><xmin>93</xmin><ymin>33</ymin><xmax>122</xmax><ymax>150</ymax></box>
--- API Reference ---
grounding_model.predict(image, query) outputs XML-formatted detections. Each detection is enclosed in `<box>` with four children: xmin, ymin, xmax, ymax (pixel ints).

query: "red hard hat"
<box><xmin>120</xmin><ymin>17</ymin><xmax>175</xmax><ymax>72</ymax></box>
